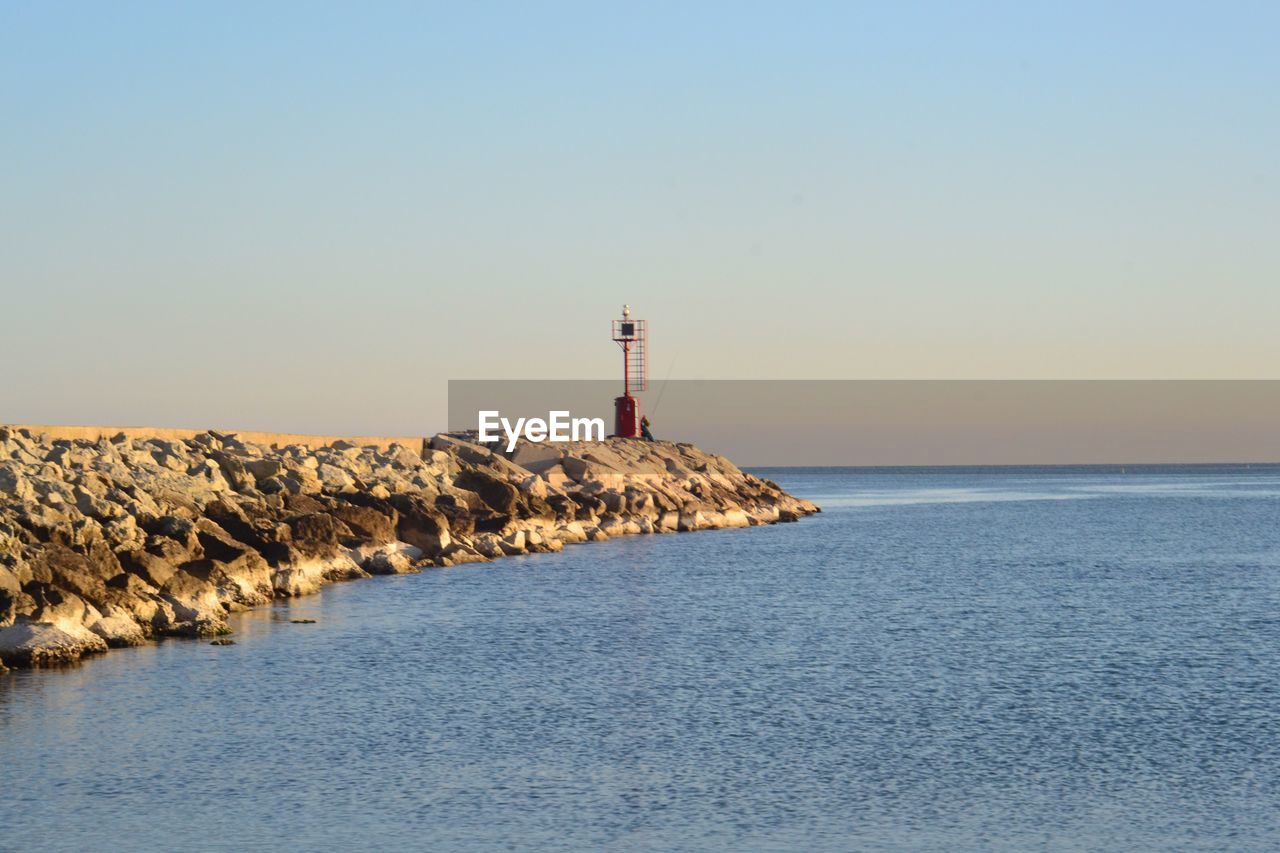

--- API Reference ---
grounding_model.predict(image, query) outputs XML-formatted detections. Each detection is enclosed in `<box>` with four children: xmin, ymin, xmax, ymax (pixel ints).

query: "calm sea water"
<box><xmin>3</xmin><ymin>466</ymin><xmax>1280</xmax><ymax>851</ymax></box>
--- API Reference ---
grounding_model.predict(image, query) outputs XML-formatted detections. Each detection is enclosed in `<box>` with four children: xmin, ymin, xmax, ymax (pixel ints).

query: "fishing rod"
<box><xmin>649</xmin><ymin>352</ymin><xmax>678</xmax><ymax>419</ymax></box>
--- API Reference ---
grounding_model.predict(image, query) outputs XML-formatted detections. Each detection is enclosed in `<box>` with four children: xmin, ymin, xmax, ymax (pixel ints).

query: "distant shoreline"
<box><xmin>747</xmin><ymin>461</ymin><xmax>1280</xmax><ymax>471</ymax></box>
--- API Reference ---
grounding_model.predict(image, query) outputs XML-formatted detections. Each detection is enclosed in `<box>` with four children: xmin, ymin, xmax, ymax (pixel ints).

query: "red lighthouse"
<box><xmin>611</xmin><ymin>305</ymin><xmax>647</xmax><ymax>438</ymax></box>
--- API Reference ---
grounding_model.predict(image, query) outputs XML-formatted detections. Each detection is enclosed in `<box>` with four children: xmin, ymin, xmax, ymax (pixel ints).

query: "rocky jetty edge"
<box><xmin>0</xmin><ymin>426</ymin><xmax>818</xmax><ymax>670</ymax></box>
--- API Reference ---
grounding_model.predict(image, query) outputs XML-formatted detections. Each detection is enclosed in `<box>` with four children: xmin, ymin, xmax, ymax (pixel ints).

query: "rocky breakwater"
<box><xmin>0</xmin><ymin>426</ymin><xmax>817</xmax><ymax>669</ymax></box>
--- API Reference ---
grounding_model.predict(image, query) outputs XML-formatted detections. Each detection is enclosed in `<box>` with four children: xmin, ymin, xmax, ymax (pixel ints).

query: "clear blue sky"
<box><xmin>3</xmin><ymin>2</ymin><xmax>1278</xmax><ymax>434</ymax></box>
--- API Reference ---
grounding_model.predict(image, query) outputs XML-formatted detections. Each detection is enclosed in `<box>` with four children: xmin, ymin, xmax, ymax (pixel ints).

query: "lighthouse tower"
<box><xmin>610</xmin><ymin>305</ymin><xmax>647</xmax><ymax>438</ymax></box>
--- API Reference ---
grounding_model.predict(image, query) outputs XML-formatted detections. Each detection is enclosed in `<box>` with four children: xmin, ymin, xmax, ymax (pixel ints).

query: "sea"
<box><xmin>2</xmin><ymin>466</ymin><xmax>1279</xmax><ymax>851</ymax></box>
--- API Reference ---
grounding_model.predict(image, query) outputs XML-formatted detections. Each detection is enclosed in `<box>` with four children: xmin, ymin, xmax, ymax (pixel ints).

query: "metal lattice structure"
<box><xmin>611</xmin><ymin>314</ymin><xmax>648</xmax><ymax>394</ymax></box>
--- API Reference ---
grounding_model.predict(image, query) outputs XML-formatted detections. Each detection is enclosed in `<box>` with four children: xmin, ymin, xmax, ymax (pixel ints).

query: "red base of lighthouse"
<box><xmin>614</xmin><ymin>394</ymin><xmax>639</xmax><ymax>438</ymax></box>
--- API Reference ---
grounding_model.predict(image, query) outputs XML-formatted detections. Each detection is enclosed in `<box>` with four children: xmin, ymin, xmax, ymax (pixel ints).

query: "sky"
<box><xmin>3</xmin><ymin>2</ymin><xmax>1279</xmax><ymax>437</ymax></box>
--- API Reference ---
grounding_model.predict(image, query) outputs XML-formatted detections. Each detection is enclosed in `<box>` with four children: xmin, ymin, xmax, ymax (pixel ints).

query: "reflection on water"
<box><xmin>782</xmin><ymin>466</ymin><xmax>1280</xmax><ymax>508</ymax></box>
<box><xmin>822</xmin><ymin>487</ymin><xmax>1089</xmax><ymax>507</ymax></box>
<box><xmin>3</xmin><ymin>466</ymin><xmax>1280</xmax><ymax>851</ymax></box>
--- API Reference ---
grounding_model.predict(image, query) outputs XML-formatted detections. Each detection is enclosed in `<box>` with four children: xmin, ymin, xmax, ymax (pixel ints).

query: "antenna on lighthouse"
<box><xmin>610</xmin><ymin>305</ymin><xmax>647</xmax><ymax>437</ymax></box>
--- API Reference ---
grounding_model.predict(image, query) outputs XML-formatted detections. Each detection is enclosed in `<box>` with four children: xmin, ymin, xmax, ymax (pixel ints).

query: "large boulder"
<box><xmin>243</xmin><ymin>457</ymin><xmax>282</xmax><ymax>481</ymax></box>
<box><xmin>316</xmin><ymin>463</ymin><xmax>356</xmax><ymax>492</ymax></box>
<box><xmin>286</xmin><ymin>512</ymin><xmax>352</xmax><ymax>559</ymax></box>
<box><xmin>364</xmin><ymin>549</ymin><xmax>414</xmax><ymax>575</ymax></box>
<box><xmin>118</xmin><ymin>548</ymin><xmax>180</xmax><ymax>589</ymax></box>
<box><xmin>0</xmin><ymin>462</ymin><xmax>34</xmax><ymax>501</ymax></box>
<box><xmin>0</xmin><ymin>563</ymin><xmax>22</xmax><ymax>626</ymax></box>
<box><xmin>102</xmin><ymin>573</ymin><xmax>166</xmax><ymax>627</ymax></box>
<box><xmin>382</xmin><ymin>444</ymin><xmax>424</xmax><ymax>471</ymax></box>
<box><xmin>272</xmin><ymin>553</ymin><xmax>366</xmax><ymax>597</ymax></box>
<box><xmin>561</xmin><ymin>456</ymin><xmax>626</xmax><ymax>491</ymax></box>
<box><xmin>209</xmin><ymin>451</ymin><xmax>256</xmax><ymax>493</ymax></box>
<box><xmin>0</xmin><ymin>619</ymin><xmax>108</xmax><ymax>666</ymax></box>
<box><xmin>27</xmin><ymin>542</ymin><xmax>122</xmax><ymax>602</ymax></box>
<box><xmin>89</xmin><ymin>604</ymin><xmax>147</xmax><ymax>647</ymax></box>
<box><xmin>508</xmin><ymin>442</ymin><xmax>563</xmax><ymax>474</ymax></box>
<box><xmin>390</xmin><ymin>494</ymin><xmax>453</xmax><ymax>555</ymax></box>
<box><xmin>157</xmin><ymin>572</ymin><xmax>226</xmax><ymax>632</ymax></box>
<box><xmin>183</xmin><ymin>525</ymin><xmax>274</xmax><ymax>609</ymax></box>
<box><xmin>329</xmin><ymin>502</ymin><xmax>398</xmax><ymax>545</ymax></box>
<box><xmin>453</xmin><ymin>469</ymin><xmax>521</xmax><ymax>515</ymax></box>
<box><xmin>281</xmin><ymin>467</ymin><xmax>322</xmax><ymax>495</ymax></box>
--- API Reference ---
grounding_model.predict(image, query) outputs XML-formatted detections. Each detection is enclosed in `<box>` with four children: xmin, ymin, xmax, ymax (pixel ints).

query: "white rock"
<box><xmin>0</xmin><ymin>619</ymin><xmax>108</xmax><ymax>666</ymax></box>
